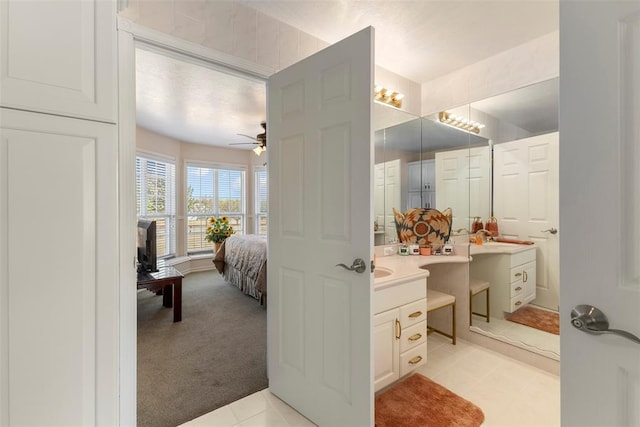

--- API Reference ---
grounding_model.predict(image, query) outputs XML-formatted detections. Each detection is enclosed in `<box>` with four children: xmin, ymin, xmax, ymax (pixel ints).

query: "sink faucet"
<box><xmin>453</xmin><ymin>227</ymin><xmax>469</xmax><ymax>235</ymax></box>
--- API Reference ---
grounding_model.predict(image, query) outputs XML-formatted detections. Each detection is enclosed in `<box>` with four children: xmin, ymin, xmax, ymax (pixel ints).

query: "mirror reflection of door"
<box><xmin>374</xmin><ymin>77</ymin><xmax>559</xmax><ymax>359</ymax></box>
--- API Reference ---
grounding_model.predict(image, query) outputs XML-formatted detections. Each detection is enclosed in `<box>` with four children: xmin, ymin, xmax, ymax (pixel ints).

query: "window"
<box><xmin>187</xmin><ymin>164</ymin><xmax>245</xmax><ymax>253</ymax></box>
<box><xmin>136</xmin><ymin>154</ymin><xmax>176</xmax><ymax>258</ymax></box>
<box><xmin>255</xmin><ymin>168</ymin><xmax>268</xmax><ymax>236</ymax></box>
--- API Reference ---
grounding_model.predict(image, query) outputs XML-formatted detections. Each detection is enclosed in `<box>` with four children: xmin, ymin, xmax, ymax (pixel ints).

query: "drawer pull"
<box><xmin>515</xmin><ymin>286</ymin><xmax>522</xmax><ymax>291</ymax></box>
<box><xmin>515</xmin><ymin>301</ymin><xmax>522</xmax><ymax>306</ymax></box>
<box><xmin>523</xmin><ymin>271</ymin><xmax>528</xmax><ymax>282</ymax></box>
<box><xmin>395</xmin><ymin>319</ymin><xmax>401</xmax><ymax>340</ymax></box>
<box><xmin>515</xmin><ymin>272</ymin><xmax>522</xmax><ymax>277</ymax></box>
<box><xmin>408</xmin><ymin>311</ymin><xmax>423</xmax><ymax>319</ymax></box>
<box><xmin>408</xmin><ymin>333</ymin><xmax>422</xmax><ymax>342</ymax></box>
<box><xmin>408</xmin><ymin>355</ymin><xmax>423</xmax><ymax>365</ymax></box>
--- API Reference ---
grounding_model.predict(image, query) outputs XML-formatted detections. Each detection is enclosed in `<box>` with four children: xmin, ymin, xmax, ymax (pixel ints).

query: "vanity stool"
<box><xmin>426</xmin><ymin>289</ymin><xmax>456</xmax><ymax>345</ymax></box>
<box><xmin>469</xmin><ymin>278</ymin><xmax>490</xmax><ymax>326</ymax></box>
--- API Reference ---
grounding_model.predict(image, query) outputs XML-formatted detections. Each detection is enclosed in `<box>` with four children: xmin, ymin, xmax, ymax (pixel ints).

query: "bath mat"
<box><xmin>375</xmin><ymin>373</ymin><xmax>485</xmax><ymax>427</ymax></box>
<box><xmin>506</xmin><ymin>305</ymin><xmax>560</xmax><ymax>335</ymax></box>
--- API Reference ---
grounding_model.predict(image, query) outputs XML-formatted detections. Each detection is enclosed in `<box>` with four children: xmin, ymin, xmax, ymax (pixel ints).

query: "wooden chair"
<box><xmin>469</xmin><ymin>278</ymin><xmax>490</xmax><ymax>326</ymax></box>
<box><xmin>426</xmin><ymin>289</ymin><xmax>456</xmax><ymax>345</ymax></box>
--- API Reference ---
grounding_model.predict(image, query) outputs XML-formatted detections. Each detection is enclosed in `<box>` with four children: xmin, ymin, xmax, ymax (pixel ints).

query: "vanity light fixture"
<box><xmin>374</xmin><ymin>85</ymin><xmax>404</xmax><ymax>108</ymax></box>
<box><xmin>438</xmin><ymin>111</ymin><xmax>485</xmax><ymax>134</ymax></box>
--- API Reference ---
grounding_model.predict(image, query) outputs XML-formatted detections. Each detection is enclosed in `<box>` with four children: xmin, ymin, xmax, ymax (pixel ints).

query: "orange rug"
<box><xmin>375</xmin><ymin>374</ymin><xmax>485</xmax><ymax>427</ymax></box>
<box><xmin>506</xmin><ymin>305</ymin><xmax>560</xmax><ymax>335</ymax></box>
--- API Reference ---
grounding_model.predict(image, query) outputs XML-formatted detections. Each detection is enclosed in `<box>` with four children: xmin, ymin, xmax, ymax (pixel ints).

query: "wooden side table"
<box><xmin>137</xmin><ymin>266</ymin><xmax>184</xmax><ymax>322</ymax></box>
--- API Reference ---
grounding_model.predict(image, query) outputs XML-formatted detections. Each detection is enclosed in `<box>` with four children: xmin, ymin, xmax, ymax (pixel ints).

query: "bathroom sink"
<box><xmin>374</xmin><ymin>267</ymin><xmax>393</xmax><ymax>279</ymax></box>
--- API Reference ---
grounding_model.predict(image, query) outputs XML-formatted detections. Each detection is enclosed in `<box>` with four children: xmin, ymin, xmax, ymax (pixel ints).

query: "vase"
<box><xmin>214</xmin><ymin>242</ymin><xmax>222</xmax><ymax>253</ymax></box>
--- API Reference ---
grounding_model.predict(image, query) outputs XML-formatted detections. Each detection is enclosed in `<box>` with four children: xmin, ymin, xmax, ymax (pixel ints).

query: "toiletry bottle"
<box><xmin>471</xmin><ymin>216</ymin><xmax>483</xmax><ymax>234</ymax></box>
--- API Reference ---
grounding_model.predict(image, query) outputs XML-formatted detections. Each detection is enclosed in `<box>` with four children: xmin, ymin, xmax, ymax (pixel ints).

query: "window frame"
<box><xmin>135</xmin><ymin>151</ymin><xmax>177</xmax><ymax>258</ymax></box>
<box><xmin>185</xmin><ymin>161</ymin><xmax>247</xmax><ymax>254</ymax></box>
<box><xmin>254</xmin><ymin>166</ymin><xmax>268</xmax><ymax>237</ymax></box>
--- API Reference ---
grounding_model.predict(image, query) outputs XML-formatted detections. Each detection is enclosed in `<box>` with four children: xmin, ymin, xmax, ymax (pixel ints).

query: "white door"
<box><xmin>560</xmin><ymin>2</ymin><xmax>640</xmax><ymax>425</ymax></box>
<box><xmin>0</xmin><ymin>108</ymin><xmax>118</xmax><ymax>425</ymax></box>
<box><xmin>384</xmin><ymin>159</ymin><xmax>401</xmax><ymax>243</ymax></box>
<box><xmin>267</xmin><ymin>27</ymin><xmax>374</xmax><ymax>426</ymax></box>
<box><xmin>494</xmin><ymin>133</ymin><xmax>559</xmax><ymax>310</ymax></box>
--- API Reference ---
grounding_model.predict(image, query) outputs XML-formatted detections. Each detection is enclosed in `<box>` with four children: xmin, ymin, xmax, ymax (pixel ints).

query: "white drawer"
<box><xmin>509</xmin><ymin>248</ymin><xmax>536</xmax><ymax>268</ymax></box>
<box><xmin>510</xmin><ymin>267</ymin><xmax>525</xmax><ymax>283</ymax></box>
<box><xmin>399</xmin><ymin>320</ymin><xmax>426</xmax><ymax>353</ymax></box>
<box><xmin>510</xmin><ymin>295</ymin><xmax>525</xmax><ymax>312</ymax></box>
<box><xmin>400</xmin><ymin>343</ymin><xmax>427</xmax><ymax>377</ymax></box>
<box><xmin>399</xmin><ymin>299</ymin><xmax>427</xmax><ymax>327</ymax></box>
<box><xmin>375</xmin><ymin>278</ymin><xmax>427</xmax><ymax>314</ymax></box>
<box><xmin>510</xmin><ymin>280</ymin><xmax>524</xmax><ymax>298</ymax></box>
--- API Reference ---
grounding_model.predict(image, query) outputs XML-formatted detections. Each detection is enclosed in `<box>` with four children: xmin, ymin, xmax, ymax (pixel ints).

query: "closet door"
<box><xmin>0</xmin><ymin>0</ymin><xmax>116</xmax><ymax>122</ymax></box>
<box><xmin>0</xmin><ymin>108</ymin><xmax>118</xmax><ymax>426</ymax></box>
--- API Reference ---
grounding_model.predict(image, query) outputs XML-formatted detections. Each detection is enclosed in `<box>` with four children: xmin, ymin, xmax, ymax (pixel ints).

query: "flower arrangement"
<box><xmin>205</xmin><ymin>216</ymin><xmax>234</xmax><ymax>244</ymax></box>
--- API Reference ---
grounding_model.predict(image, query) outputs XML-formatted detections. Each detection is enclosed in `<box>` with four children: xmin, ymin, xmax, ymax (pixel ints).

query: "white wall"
<box><xmin>136</xmin><ymin>126</ymin><xmax>264</xmax><ymax>257</ymax></box>
<box><xmin>421</xmin><ymin>31</ymin><xmax>559</xmax><ymax>115</ymax></box>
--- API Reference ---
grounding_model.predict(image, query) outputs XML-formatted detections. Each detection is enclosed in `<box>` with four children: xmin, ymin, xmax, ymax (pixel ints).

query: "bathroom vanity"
<box><xmin>373</xmin><ymin>251</ymin><xmax>469</xmax><ymax>392</ymax></box>
<box><xmin>470</xmin><ymin>243</ymin><xmax>537</xmax><ymax>317</ymax></box>
<box><xmin>374</xmin><ymin>277</ymin><xmax>427</xmax><ymax>391</ymax></box>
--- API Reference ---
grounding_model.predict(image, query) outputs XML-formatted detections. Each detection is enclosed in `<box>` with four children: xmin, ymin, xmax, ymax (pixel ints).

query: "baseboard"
<box><xmin>164</xmin><ymin>254</ymin><xmax>215</xmax><ymax>276</ymax></box>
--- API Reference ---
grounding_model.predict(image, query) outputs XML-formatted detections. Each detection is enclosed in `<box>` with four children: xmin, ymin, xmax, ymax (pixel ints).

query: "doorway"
<box><xmin>125</xmin><ymin>36</ymin><xmax>270</xmax><ymax>425</ymax></box>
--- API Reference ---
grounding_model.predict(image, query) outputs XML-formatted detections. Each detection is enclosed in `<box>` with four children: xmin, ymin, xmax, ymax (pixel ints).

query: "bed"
<box><xmin>212</xmin><ymin>234</ymin><xmax>267</xmax><ymax>304</ymax></box>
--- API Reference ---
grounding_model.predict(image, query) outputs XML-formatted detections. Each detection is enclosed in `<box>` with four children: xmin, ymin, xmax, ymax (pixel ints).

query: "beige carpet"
<box><xmin>137</xmin><ymin>270</ymin><xmax>267</xmax><ymax>427</ymax></box>
<box><xmin>375</xmin><ymin>373</ymin><xmax>485</xmax><ymax>427</ymax></box>
<box><xmin>506</xmin><ymin>305</ymin><xmax>560</xmax><ymax>335</ymax></box>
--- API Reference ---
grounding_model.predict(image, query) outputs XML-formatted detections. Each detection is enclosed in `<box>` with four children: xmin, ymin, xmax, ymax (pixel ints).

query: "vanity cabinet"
<box><xmin>470</xmin><ymin>247</ymin><xmax>536</xmax><ymax>317</ymax></box>
<box><xmin>374</xmin><ymin>278</ymin><xmax>427</xmax><ymax>391</ymax></box>
<box><xmin>407</xmin><ymin>159</ymin><xmax>435</xmax><ymax>209</ymax></box>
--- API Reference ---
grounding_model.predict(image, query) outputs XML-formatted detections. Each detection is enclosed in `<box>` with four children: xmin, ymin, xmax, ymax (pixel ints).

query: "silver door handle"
<box><xmin>570</xmin><ymin>305</ymin><xmax>640</xmax><ymax>344</ymax></box>
<box><xmin>541</xmin><ymin>227</ymin><xmax>558</xmax><ymax>235</ymax></box>
<box><xmin>336</xmin><ymin>258</ymin><xmax>366</xmax><ymax>274</ymax></box>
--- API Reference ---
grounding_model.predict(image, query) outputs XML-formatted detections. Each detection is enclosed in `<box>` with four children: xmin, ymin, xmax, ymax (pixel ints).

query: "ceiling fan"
<box><xmin>230</xmin><ymin>121</ymin><xmax>266</xmax><ymax>155</ymax></box>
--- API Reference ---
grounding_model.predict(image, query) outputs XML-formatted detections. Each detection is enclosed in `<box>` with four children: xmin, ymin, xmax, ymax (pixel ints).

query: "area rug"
<box><xmin>375</xmin><ymin>373</ymin><xmax>485</xmax><ymax>427</ymax></box>
<box><xmin>506</xmin><ymin>305</ymin><xmax>560</xmax><ymax>335</ymax></box>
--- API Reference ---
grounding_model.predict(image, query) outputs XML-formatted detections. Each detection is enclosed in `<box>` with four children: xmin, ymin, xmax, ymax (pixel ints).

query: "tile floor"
<box><xmin>180</xmin><ymin>334</ymin><xmax>560</xmax><ymax>426</ymax></box>
<box><xmin>471</xmin><ymin>312</ymin><xmax>560</xmax><ymax>356</ymax></box>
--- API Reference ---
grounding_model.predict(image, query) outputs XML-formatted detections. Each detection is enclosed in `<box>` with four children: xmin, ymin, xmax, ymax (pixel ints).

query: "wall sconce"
<box><xmin>374</xmin><ymin>85</ymin><xmax>404</xmax><ymax>108</ymax></box>
<box><xmin>438</xmin><ymin>111</ymin><xmax>485</xmax><ymax>134</ymax></box>
<box><xmin>253</xmin><ymin>145</ymin><xmax>265</xmax><ymax>156</ymax></box>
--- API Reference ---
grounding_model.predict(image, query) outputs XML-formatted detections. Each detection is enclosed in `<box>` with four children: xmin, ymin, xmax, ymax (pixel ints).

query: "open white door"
<box><xmin>560</xmin><ymin>2</ymin><xmax>640</xmax><ymax>425</ymax></box>
<box><xmin>267</xmin><ymin>28</ymin><xmax>374</xmax><ymax>426</ymax></box>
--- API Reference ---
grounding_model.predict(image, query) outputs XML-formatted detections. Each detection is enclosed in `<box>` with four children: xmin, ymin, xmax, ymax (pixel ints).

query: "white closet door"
<box><xmin>0</xmin><ymin>108</ymin><xmax>118</xmax><ymax>426</ymax></box>
<box><xmin>0</xmin><ymin>0</ymin><xmax>116</xmax><ymax>122</ymax></box>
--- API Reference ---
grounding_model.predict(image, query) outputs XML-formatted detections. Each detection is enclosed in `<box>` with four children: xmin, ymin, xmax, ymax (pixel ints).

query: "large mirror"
<box><xmin>467</xmin><ymin>77</ymin><xmax>559</xmax><ymax>359</ymax></box>
<box><xmin>374</xmin><ymin>77</ymin><xmax>559</xmax><ymax>359</ymax></box>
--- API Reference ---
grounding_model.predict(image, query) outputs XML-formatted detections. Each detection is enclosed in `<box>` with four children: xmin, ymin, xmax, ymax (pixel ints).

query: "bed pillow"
<box><xmin>392</xmin><ymin>207</ymin><xmax>453</xmax><ymax>246</ymax></box>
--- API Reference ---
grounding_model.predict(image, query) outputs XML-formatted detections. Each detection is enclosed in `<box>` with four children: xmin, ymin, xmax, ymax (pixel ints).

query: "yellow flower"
<box><xmin>225</xmin><ymin>231</ymin><xmax>231</xmax><ymax>237</ymax></box>
<box><xmin>206</xmin><ymin>226</ymin><xmax>212</xmax><ymax>232</ymax></box>
<box><xmin>209</xmin><ymin>217</ymin><xmax>216</xmax><ymax>225</ymax></box>
<box><xmin>221</xmin><ymin>216</ymin><xmax>228</xmax><ymax>223</ymax></box>
<box><xmin>213</xmin><ymin>228</ymin><xmax>220</xmax><ymax>234</ymax></box>
<box><xmin>229</xmin><ymin>226</ymin><xmax>234</xmax><ymax>232</ymax></box>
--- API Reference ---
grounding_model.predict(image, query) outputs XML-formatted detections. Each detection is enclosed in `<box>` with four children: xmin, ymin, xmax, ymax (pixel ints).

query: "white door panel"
<box><xmin>494</xmin><ymin>133</ymin><xmax>558</xmax><ymax>310</ymax></box>
<box><xmin>0</xmin><ymin>0</ymin><xmax>116</xmax><ymax>122</ymax></box>
<box><xmin>268</xmin><ymin>27</ymin><xmax>374</xmax><ymax>426</ymax></box>
<box><xmin>0</xmin><ymin>108</ymin><xmax>118</xmax><ymax>425</ymax></box>
<box><xmin>560</xmin><ymin>2</ymin><xmax>640</xmax><ymax>425</ymax></box>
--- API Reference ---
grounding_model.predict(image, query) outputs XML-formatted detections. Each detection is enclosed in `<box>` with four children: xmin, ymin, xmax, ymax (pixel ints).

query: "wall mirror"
<box><xmin>374</xmin><ymin>77</ymin><xmax>560</xmax><ymax>360</ymax></box>
<box><xmin>467</xmin><ymin>77</ymin><xmax>560</xmax><ymax>359</ymax></box>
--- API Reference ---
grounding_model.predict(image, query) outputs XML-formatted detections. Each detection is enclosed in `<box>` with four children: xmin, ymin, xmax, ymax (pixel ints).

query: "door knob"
<box><xmin>570</xmin><ymin>305</ymin><xmax>640</xmax><ymax>344</ymax></box>
<box><xmin>336</xmin><ymin>258</ymin><xmax>366</xmax><ymax>274</ymax></box>
<box><xmin>541</xmin><ymin>227</ymin><xmax>558</xmax><ymax>235</ymax></box>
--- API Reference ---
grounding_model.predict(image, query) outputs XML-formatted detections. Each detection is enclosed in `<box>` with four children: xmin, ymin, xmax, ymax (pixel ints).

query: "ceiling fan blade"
<box><xmin>229</xmin><ymin>142</ymin><xmax>259</xmax><ymax>145</ymax></box>
<box><xmin>237</xmin><ymin>133</ymin><xmax>258</xmax><ymax>141</ymax></box>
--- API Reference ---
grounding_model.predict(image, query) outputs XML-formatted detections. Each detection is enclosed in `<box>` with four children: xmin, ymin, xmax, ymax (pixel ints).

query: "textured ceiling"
<box><xmin>136</xmin><ymin>1</ymin><xmax>558</xmax><ymax>149</ymax></box>
<box><xmin>242</xmin><ymin>0</ymin><xmax>558</xmax><ymax>83</ymax></box>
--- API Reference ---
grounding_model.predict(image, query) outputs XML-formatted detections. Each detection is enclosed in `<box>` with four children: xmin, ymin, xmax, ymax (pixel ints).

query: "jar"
<box><xmin>485</xmin><ymin>216</ymin><xmax>499</xmax><ymax>237</ymax></box>
<box><xmin>471</xmin><ymin>216</ymin><xmax>484</xmax><ymax>234</ymax></box>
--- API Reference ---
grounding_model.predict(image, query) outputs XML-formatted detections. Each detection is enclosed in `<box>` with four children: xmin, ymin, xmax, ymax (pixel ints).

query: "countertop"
<box><xmin>469</xmin><ymin>241</ymin><xmax>536</xmax><ymax>256</ymax></box>
<box><xmin>374</xmin><ymin>252</ymin><xmax>469</xmax><ymax>290</ymax></box>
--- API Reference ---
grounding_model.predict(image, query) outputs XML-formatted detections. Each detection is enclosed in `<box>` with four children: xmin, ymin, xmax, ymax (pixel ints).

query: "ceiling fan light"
<box><xmin>253</xmin><ymin>145</ymin><xmax>265</xmax><ymax>156</ymax></box>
